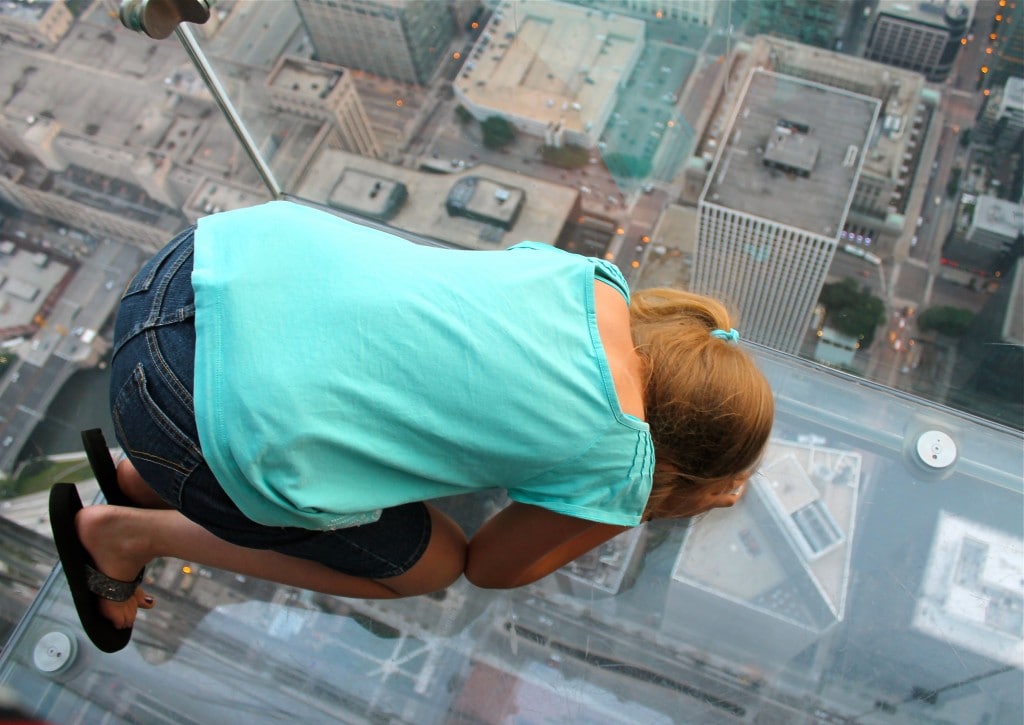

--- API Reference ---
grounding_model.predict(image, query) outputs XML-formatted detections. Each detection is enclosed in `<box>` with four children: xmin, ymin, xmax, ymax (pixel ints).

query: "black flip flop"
<box><xmin>49</xmin><ymin>483</ymin><xmax>142</xmax><ymax>653</ymax></box>
<box><xmin>81</xmin><ymin>429</ymin><xmax>133</xmax><ymax>507</ymax></box>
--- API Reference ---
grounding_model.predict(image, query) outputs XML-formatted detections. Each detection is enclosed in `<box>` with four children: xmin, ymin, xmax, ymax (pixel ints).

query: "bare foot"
<box><xmin>76</xmin><ymin>504</ymin><xmax>156</xmax><ymax>629</ymax></box>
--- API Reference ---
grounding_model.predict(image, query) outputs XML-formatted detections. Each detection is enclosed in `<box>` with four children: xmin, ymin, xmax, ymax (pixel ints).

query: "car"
<box><xmin>2</xmin><ymin>436</ymin><xmax>12</xmax><ymax>447</ymax></box>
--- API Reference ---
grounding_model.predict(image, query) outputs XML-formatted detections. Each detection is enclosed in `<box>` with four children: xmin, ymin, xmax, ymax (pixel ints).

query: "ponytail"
<box><xmin>630</xmin><ymin>288</ymin><xmax>774</xmax><ymax>520</ymax></box>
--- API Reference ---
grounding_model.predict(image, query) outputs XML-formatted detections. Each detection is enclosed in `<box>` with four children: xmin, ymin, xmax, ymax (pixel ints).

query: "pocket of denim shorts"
<box><xmin>112</xmin><ymin>363</ymin><xmax>202</xmax><ymax>507</ymax></box>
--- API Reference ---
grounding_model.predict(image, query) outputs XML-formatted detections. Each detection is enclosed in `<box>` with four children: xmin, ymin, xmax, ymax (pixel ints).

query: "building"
<box><xmin>454</xmin><ymin>0</ymin><xmax>645</xmax><ymax>148</ymax></box>
<box><xmin>293</xmin><ymin>0</ymin><xmax>455</xmax><ymax>85</ymax></box>
<box><xmin>326</xmin><ymin>168</ymin><xmax>407</xmax><ymax>222</ymax></box>
<box><xmin>0</xmin><ymin>10</ymin><xmax>313</xmax><ymax>249</ymax></box>
<box><xmin>978</xmin><ymin>76</ymin><xmax>1024</xmax><ymax>153</ymax></box>
<box><xmin>0</xmin><ymin>0</ymin><xmax>73</xmax><ymax>49</ymax></box>
<box><xmin>694</xmin><ymin>69</ymin><xmax>879</xmax><ymax>353</ymax></box>
<box><xmin>864</xmin><ymin>1</ymin><xmax>971</xmax><ymax>82</ymax></box>
<box><xmin>682</xmin><ymin>37</ymin><xmax>937</xmax><ymax>256</ymax></box>
<box><xmin>0</xmin><ymin>157</ymin><xmax>182</xmax><ymax>252</ymax></box>
<box><xmin>568</xmin><ymin>0</ymin><xmax>718</xmax><ymax>26</ymax></box>
<box><xmin>966</xmin><ymin>194</ymin><xmax>1024</xmax><ymax>252</ymax></box>
<box><xmin>666</xmin><ymin>438</ymin><xmax>861</xmax><ymax>673</ymax></box>
<box><xmin>949</xmin><ymin>256</ymin><xmax>1024</xmax><ymax>429</ymax></box>
<box><xmin>557</xmin><ymin>526</ymin><xmax>645</xmax><ymax>595</ymax></box>
<box><xmin>943</xmin><ymin>194</ymin><xmax>1024</xmax><ymax>277</ymax></box>
<box><xmin>914</xmin><ymin>512</ymin><xmax>1023</xmax><ymax>667</ymax></box>
<box><xmin>814</xmin><ymin>326</ymin><xmax>860</xmax><ymax>368</ymax></box>
<box><xmin>988</xmin><ymin>0</ymin><xmax>1024</xmax><ymax>87</ymax></box>
<box><xmin>445</xmin><ymin>176</ymin><xmax>524</xmax><ymax>231</ymax></box>
<box><xmin>266</xmin><ymin>56</ymin><xmax>381</xmax><ymax>159</ymax></box>
<box><xmin>745</xmin><ymin>0</ymin><xmax>851</xmax><ymax>50</ymax></box>
<box><xmin>296</xmin><ymin>148</ymin><xmax>579</xmax><ymax>250</ymax></box>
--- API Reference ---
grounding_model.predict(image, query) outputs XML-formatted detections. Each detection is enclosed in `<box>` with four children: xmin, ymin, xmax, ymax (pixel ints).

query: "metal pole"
<box><xmin>174</xmin><ymin>24</ymin><xmax>283</xmax><ymax>199</ymax></box>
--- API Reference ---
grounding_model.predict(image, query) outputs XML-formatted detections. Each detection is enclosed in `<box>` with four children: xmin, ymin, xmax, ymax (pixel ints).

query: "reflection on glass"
<box><xmin>0</xmin><ymin>0</ymin><xmax>1020</xmax><ymax>722</ymax></box>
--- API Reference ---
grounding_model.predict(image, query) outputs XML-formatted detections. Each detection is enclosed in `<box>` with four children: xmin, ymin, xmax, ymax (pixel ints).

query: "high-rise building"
<box><xmin>992</xmin><ymin>76</ymin><xmax>1024</xmax><ymax>153</ymax></box>
<box><xmin>683</xmin><ymin>37</ymin><xmax>937</xmax><ymax>255</ymax></box>
<box><xmin>989</xmin><ymin>1</ymin><xmax>1024</xmax><ymax>87</ymax></box>
<box><xmin>944</xmin><ymin>193</ymin><xmax>1024</xmax><ymax>276</ymax></box>
<box><xmin>694</xmin><ymin>70</ymin><xmax>879</xmax><ymax>353</ymax></box>
<box><xmin>745</xmin><ymin>0</ymin><xmax>850</xmax><ymax>50</ymax></box>
<box><xmin>667</xmin><ymin>438</ymin><xmax>860</xmax><ymax>673</ymax></box>
<box><xmin>949</xmin><ymin>255</ymin><xmax>1024</xmax><ymax>429</ymax></box>
<box><xmin>571</xmin><ymin>0</ymin><xmax>718</xmax><ymax>26</ymax></box>
<box><xmin>265</xmin><ymin>56</ymin><xmax>382</xmax><ymax>159</ymax></box>
<box><xmin>864</xmin><ymin>1</ymin><xmax>970</xmax><ymax>82</ymax></box>
<box><xmin>293</xmin><ymin>0</ymin><xmax>455</xmax><ymax>85</ymax></box>
<box><xmin>0</xmin><ymin>0</ymin><xmax>74</xmax><ymax>49</ymax></box>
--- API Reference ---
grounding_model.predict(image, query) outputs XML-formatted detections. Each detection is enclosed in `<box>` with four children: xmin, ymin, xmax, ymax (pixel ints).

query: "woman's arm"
<box><xmin>464</xmin><ymin>502</ymin><xmax>631</xmax><ymax>589</ymax></box>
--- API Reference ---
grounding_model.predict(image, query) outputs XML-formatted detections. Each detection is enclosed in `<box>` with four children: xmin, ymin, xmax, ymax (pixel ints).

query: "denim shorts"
<box><xmin>109</xmin><ymin>227</ymin><xmax>431</xmax><ymax>579</ymax></box>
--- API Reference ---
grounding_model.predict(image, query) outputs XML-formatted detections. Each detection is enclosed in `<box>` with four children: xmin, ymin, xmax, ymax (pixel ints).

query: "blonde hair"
<box><xmin>630</xmin><ymin>288</ymin><xmax>774</xmax><ymax>520</ymax></box>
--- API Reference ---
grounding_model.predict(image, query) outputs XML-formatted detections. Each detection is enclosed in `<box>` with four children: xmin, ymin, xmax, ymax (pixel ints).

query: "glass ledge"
<box><xmin>0</xmin><ymin>347</ymin><xmax>1020</xmax><ymax>724</ymax></box>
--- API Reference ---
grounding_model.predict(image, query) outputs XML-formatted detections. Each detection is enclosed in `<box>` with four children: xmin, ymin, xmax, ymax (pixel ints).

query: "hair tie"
<box><xmin>710</xmin><ymin>328</ymin><xmax>740</xmax><ymax>344</ymax></box>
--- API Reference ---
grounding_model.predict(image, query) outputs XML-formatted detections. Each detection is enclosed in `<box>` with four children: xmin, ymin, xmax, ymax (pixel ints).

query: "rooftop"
<box><xmin>1001</xmin><ymin>76</ymin><xmax>1024</xmax><ymax>114</ymax></box>
<box><xmin>457</xmin><ymin>0</ymin><xmax>644</xmax><ymax>137</ymax></box>
<box><xmin>0</xmin><ymin>0</ymin><xmax>57</xmax><ymax>22</ymax></box>
<box><xmin>970</xmin><ymin>194</ymin><xmax>1024</xmax><ymax>240</ymax></box>
<box><xmin>702</xmin><ymin>70</ymin><xmax>879</xmax><ymax>236</ymax></box>
<box><xmin>328</xmin><ymin>169</ymin><xmax>406</xmax><ymax>221</ymax></box>
<box><xmin>297</xmin><ymin>148</ymin><xmax>576</xmax><ymax>249</ymax></box>
<box><xmin>266</xmin><ymin>56</ymin><xmax>349</xmax><ymax>106</ymax></box>
<box><xmin>877</xmin><ymin>1</ymin><xmax>971</xmax><ymax>27</ymax></box>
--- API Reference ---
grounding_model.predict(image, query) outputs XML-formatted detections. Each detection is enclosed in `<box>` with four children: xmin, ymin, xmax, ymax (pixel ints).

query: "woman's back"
<box><xmin>191</xmin><ymin>201</ymin><xmax>654</xmax><ymax>531</ymax></box>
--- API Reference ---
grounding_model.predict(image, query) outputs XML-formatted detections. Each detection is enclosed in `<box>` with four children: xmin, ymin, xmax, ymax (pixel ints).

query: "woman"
<box><xmin>51</xmin><ymin>200</ymin><xmax>773</xmax><ymax>653</ymax></box>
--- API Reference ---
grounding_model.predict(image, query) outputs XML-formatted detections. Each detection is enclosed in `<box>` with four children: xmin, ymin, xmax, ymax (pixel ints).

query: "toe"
<box><xmin>99</xmin><ymin>597</ymin><xmax>138</xmax><ymax>629</ymax></box>
<box><xmin>135</xmin><ymin>587</ymin><xmax>156</xmax><ymax>610</ymax></box>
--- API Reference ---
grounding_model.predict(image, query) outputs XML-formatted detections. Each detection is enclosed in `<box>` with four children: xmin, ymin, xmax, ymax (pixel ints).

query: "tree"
<box><xmin>918</xmin><ymin>306</ymin><xmax>975</xmax><ymax>337</ymax></box>
<box><xmin>819</xmin><ymin>278</ymin><xmax>885</xmax><ymax>347</ymax></box>
<box><xmin>0</xmin><ymin>352</ymin><xmax>15</xmax><ymax>379</ymax></box>
<box><xmin>481</xmin><ymin>116</ymin><xmax>515</xmax><ymax>149</ymax></box>
<box><xmin>454</xmin><ymin>105</ymin><xmax>473</xmax><ymax>125</ymax></box>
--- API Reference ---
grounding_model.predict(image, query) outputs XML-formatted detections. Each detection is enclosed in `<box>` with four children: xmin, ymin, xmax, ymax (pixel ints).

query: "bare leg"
<box><xmin>76</xmin><ymin>503</ymin><xmax>467</xmax><ymax>630</ymax></box>
<box><xmin>116</xmin><ymin>458</ymin><xmax>172</xmax><ymax>509</ymax></box>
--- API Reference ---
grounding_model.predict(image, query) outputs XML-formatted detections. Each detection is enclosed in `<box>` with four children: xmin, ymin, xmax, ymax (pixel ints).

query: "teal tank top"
<box><xmin>192</xmin><ymin>201</ymin><xmax>653</xmax><ymax>530</ymax></box>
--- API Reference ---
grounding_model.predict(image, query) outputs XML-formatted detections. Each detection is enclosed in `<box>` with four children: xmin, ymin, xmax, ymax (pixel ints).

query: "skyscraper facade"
<box><xmin>745</xmin><ymin>0</ymin><xmax>850</xmax><ymax>50</ymax></box>
<box><xmin>294</xmin><ymin>0</ymin><xmax>455</xmax><ymax>85</ymax></box>
<box><xmin>989</xmin><ymin>1</ymin><xmax>1024</xmax><ymax>87</ymax></box>
<box><xmin>864</xmin><ymin>1</ymin><xmax>969</xmax><ymax>82</ymax></box>
<box><xmin>694</xmin><ymin>70</ymin><xmax>879</xmax><ymax>353</ymax></box>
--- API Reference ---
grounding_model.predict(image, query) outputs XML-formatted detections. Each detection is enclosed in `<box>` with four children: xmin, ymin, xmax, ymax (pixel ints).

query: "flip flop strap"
<box><xmin>85</xmin><ymin>565</ymin><xmax>144</xmax><ymax>602</ymax></box>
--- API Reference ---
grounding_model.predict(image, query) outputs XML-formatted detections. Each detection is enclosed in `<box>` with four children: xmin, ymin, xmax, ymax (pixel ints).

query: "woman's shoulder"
<box><xmin>594</xmin><ymin>281</ymin><xmax>645</xmax><ymax>421</ymax></box>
